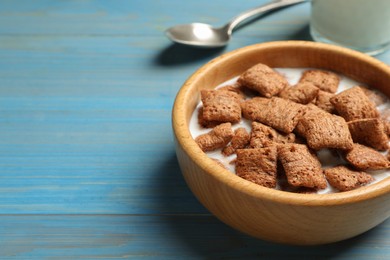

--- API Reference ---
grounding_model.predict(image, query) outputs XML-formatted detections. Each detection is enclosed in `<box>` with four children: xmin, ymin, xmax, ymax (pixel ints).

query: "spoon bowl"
<box><xmin>165</xmin><ymin>23</ymin><xmax>230</xmax><ymax>48</ymax></box>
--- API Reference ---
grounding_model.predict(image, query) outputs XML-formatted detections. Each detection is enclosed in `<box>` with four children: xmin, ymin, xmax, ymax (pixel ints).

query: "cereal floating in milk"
<box><xmin>330</xmin><ymin>86</ymin><xmax>380</xmax><ymax>121</ymax></box>
<box><xmin>324</xmin><ymin>166</ymin><xmax>374</xmax><ymax>192</ymax></box>
<box><xmin>348</xmin><ymin>118</ymin><xmax>389</xmax><ymax>151</ymax></box>
<box><xmin>190</xmin><ymin>63</ymin><xmax>390</xmax><ymax>194</ymax></box>
<box><xmin>345</xmin><ymin>143</ymin><xmax>390</xmax><ymax>170</ymax></box>
<box><xmin>299</xmin><ymin>69</ymin><xmax>340</xmax><ymax>93</ymax></box>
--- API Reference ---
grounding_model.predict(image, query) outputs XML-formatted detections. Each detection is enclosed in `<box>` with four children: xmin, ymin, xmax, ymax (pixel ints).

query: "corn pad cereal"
<box><xmin>345</xmin><ymin>143</ymin><xmax>389</xmax><ymax>170</ymax></box>
<box><xmin>241</xmin><ymin>97</ymin><xmax>306</xmax><ymax>133</ymax></box>
<box><xmin>190</xmin><ymin>65</ymin><xmax>390</xmax><ymax>194</ymax></box>
<box><xmin>195</xmin><ymin>123</ymin><xmax>233</xmax><ymax>152</ymax></box>
<box><xmin>250</xmin><ymin>122</ymin><xmax>295</xmax><ymax>148</ymax></box>
<box><xmin>279</xmin><ymin>82</ymin><xmax>319</xmax><ymax>104</ymax></box>
<box><xmin>348</xmin><ymin>118</ymin><xmax>389</xmax><ymax>151</ymax></box>
<box><xmin>237</xmin><ymin>63</ymin><xmax>289</xmax><ymax>98</ymax></box>
<box><xmin>325</xmin><ymin>166</ymin><xmax>374</xmax><ymax>191</ymax></box>
<box><xmin>299</xmin><ymin>69</ymin><xmax>340</xmax><ymax>93</ymax></box>
<box><xmin>278</xmin><ymin>144</ymin><xmax>327</xmax><ymax>189</ymax></box>
<box><xmin>314</xmin><ymin>90</ymin><xmax>336</xmax><ymax>113</ymax></box>
<box><xmin>200</xmin><ymin>89</ymin><xmax>241</xmax><ymax>124</ymax></box>
<box><xmin>299</xmin><ymin>112</ymin><xmax>353</xmax><ymax>150</ymax></box>
<box><xmin>236</xmin><ymin>147</ymin><xmax>278</xmax><ymax>188</ymax></box>
<box><xmin>330</xmin><ymin>86</ymin><xmax>379</xmax><ymax>121</ymax></box>
<box><xmin>222</xmin><ymin>127</ymin><xmax>250</xmax><ymax>156</ymax></box>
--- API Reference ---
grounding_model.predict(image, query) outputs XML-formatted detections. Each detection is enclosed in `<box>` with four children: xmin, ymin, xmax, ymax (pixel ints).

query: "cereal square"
<box><xmin>314</xmin><ymin>90</ymin><xmax>336</xmax><ymax>113</ymax></box>
<box><xmin>299</xmin><ymin>69</ymin><xmax>340</xmax><ymax>93</ymax></box>
<box><xmin>299</xmin><ymin>112</ymin><xmax>354</xmax><ymax>150</ymax></box>
<box><xmin>348</xmin><ymin>118</ymin><xmax>389</xmax><ymax>151</ymax></box>
<box><xmin>195</xmin><ymin>123</ymin><xmax>233</xmax><ymax>152</ymax></box>
<box><xmin>294</xmin><ymin>104</ymin><xmax>330</xmax><ymax>137</ymax></box>
<box><xmin>345</xmin><ymin>143</ymin><xmax>389</xmax><ymax>170</ymax></box>
<box><xmin>330</xmin><ymin>86</ymin><xmax>379</xmax><ymax>121</ymax></box>
<box><xmin>200</xmin><ymin>89</ymin><xmax>241</xmax><ymax>124</ymax></box>
<box><xmin>222</xmin><ymin>127</ymin><xmax>250</xmax><ymax>156</ymax></box>
<box><xmin>218</xmin><ymin>84</ymin><xmax>245</xmax><ymax>99</ymax></box>
<box><xmin>241</xmin><ymin>97</ymin><xmax>306</xmax><ymax>133</ymax></box>
<box><xmin>237</xmin><ymin>63</ymin><xmax>289</xmax><ymax>98</ymax></box>
<box><xmin>250</xmin><ymin>121</ymin><xmax>295</xmax><ymax>148</ymax></box>
<box><xmin>278</xmin><ymin>82</ymin><xmax>319</xmax><ymax>104</ymax></box>
<box><xmin>324</xmin><ymin>166</ymin><xmax>374</xmax><ymax>191</ymax></box>
<box><xmin>198</xmin><ymin>107</ymin><xmax>219</xmax><ymax>128</ymax></box>
<box><xmin>277</xmin><ymin>144</ymin><xmax>327</xmax><ymax>189</ymax></box>
<box><xmin>236</xmin><ymin>147</ymin><xmax>278</xmax><ymax>188</ymax></box>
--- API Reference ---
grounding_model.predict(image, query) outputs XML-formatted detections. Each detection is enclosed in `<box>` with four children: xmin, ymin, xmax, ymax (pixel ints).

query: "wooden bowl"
<box><xmin>172</xmin><ymin>41</ymin><xmax>390</xmax><ymax>245</ymax></box>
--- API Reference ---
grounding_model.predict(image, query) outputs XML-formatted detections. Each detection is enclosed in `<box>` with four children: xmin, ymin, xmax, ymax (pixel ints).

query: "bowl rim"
<box><xmin>172</xmin><ymin>40</ymin><xmax>390</xmax><ymax>206</ymax></box>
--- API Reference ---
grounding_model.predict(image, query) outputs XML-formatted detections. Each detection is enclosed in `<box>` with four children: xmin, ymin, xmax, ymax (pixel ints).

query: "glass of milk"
<box><xmin>310</xmin><ymin>0</ymin><xmax>390</xmax><ymax>55</ymax></box>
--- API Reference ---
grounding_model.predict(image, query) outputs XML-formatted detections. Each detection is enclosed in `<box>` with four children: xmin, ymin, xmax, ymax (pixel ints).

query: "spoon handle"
<box><xmin>225</xmin><ymin>0</ymin><xmax>307</xmax><ymax>34</ymax></box>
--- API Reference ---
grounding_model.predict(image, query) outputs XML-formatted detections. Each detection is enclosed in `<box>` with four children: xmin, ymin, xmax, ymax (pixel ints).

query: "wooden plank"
<box><xmin>0</xmin><ymin>1</ymin><xmax>389</xmax><ymax>215</ymax></box>
<box><xmin>0</xmin><ymin>214</ymin><xmax>389</xmax><ymax>259</ymax></box>
<box><xmin>0</xmin><ymin>32</ymin><xmax>211</xmax><ymax>214</ymax></box>
<box><xmin>0</xmin><ymin>0</ymin><xmax>307</xmax><ymax>215</ymax></box>
<box><xmin>0</xmin><ymin>0</ymin><xmax>389</xmax><ymax>257</ymax></box>
<box><xmin>0</xmin><ymin>0</ymin><xmax>309</xmax><ymax>36</ymax></box>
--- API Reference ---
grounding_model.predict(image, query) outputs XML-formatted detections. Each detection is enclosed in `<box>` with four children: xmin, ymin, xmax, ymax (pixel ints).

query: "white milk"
<box><xmin>310</xmin><ymin>0</ymin><xmax>390</xmax><ymax>55</ymax></box>
<box><xmin>189</xmin><ymin>68</ymin><xmax>390</xmax><ymax>194</ymax></box>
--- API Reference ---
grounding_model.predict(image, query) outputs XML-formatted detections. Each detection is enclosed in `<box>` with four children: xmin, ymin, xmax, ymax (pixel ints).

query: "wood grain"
<box><xmin>0</xmin><ymin>215</ymin><xmax>390</xmax><ymax>259</ymax></box>
<box><xmin>0</xmin><ymin>0</ymin><xmax>390</xmax><ymax>257</ymax></box>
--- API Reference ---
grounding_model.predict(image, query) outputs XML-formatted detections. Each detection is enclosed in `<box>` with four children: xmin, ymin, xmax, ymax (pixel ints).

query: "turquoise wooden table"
<box><xmin>1</xmin><ymin>0</ymin><xmax>390</xmax><ymax>258</ymax></box>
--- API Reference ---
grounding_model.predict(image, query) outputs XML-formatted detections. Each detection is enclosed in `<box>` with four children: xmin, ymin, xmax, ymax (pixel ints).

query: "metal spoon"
<box><xmin>165</xmin><ymin>0</ymin><xmax>307</xmax><ymax>47</ymax></box>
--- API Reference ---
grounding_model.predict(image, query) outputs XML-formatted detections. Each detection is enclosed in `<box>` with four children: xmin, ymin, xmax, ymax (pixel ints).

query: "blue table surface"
<box><xmin>1</xmin><ymin>0</ymin><xmax>390</xmax><ymax>258</ymax></box>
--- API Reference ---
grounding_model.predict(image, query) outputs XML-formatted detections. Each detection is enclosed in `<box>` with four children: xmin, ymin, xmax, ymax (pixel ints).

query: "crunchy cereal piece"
<box><xmin>324</xmin><ymin>166</ymin><xmax>374</xmax><ymax>191</ymax></box>
<box><xmin>330</xmin><ymin>86</ymin><xmax>379</xmax><ymax>121</ymax></box>
<box><xmin>278</xmin><ymin>82</ymin><xmax>319</xmax><ymax>104</ymax></box>
<box><xmin>218</xmin><ymin>85</ymin><xmax>245</xmax><ymax>99</ymax></box>
<box><xmin>361</xmin><ymin>87</ymin><xmax>388</xmax><ymax>106</ymax></box>
<box><xmin>345</xmin><ymin>143</ymin><xmax>389</xmax><ymax>170</ymax></box>
<box><xmin>241</xmin><ymin>97</ymin><xmax>306</xmax><ymax>133</ymax></box>
<box><xmin>299</xmin><ymin>70</ymin><xmax>340</xmax><ymax>93</ymax></box>
<box><xmin>277</xmin><ymin>169</ymin><xmax>317</xmax><ymax>193</ymax></box>
<box><xmin>195</xmin><ymin>123</ymin><xmax>233</xmax><ymax>152</ymax></box>
<box><xmin>250</xmin><ymin>122</ymin><xmax>295</xmax><ymax>148</ymax></box>
<box><xmin>236</xmin><ymin>147</ymin><xmax>278</xmax><ymax>188</ymax></box>
<box><xmin>241</xmin><ymin>97</ymin><xmax>268</xmax><ymax>120</ymax></box>
<box><xmin>198</xmin><ymin>107</ymin><xmax>219</xmax><ymax>128</ymax></box>
<box><xmin>277</xmin><ymin>144</ymin><xmax>327</xmax><ymax>189</ymax></box>
<box><xmin>200</xmin><ymin>89</ymin><xmax>241</xmax><ymax>124</ymax></box>
<box><xmin>222</xmin><ymin>127</ymin><xmax>250</xmax><ymax>156</ymax></box>
<box><xmin>237</xmin><ymin>63</ymin><xmax>289</xmax><ymax>98</ymax></box>
<box><xmin>314</xmin><ymin>90</ymin><xmax>336</xmax><ymax>113</ymax></box>
<box><xmin>299</xmin><ymin>112</ymin><xmax>354</xmax><ymax>150</ymax></box>
<box><xmin>348</xmin><ymin>118</ymin><xmax>389</xmax><ymax>151</ymax></box>
<box><xmin>294</xmin><ymin>104</ymin><xmax>329</xmax><ymax>137</ymax></box>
